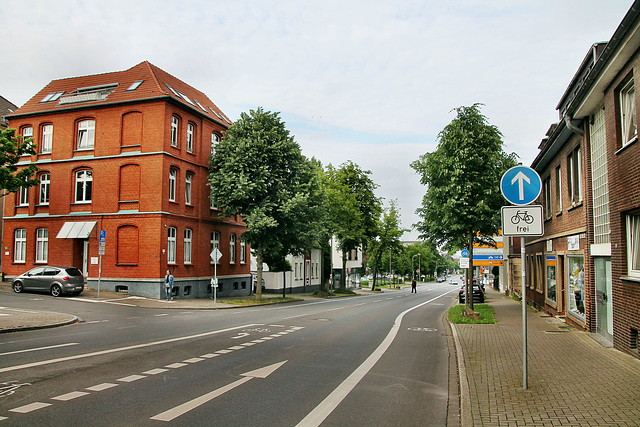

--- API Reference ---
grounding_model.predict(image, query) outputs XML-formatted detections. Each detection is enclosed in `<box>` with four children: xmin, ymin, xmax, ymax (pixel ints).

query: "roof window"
<box><xmin>40</xmin><ymin>91</ymin><xmax>65</xmax><ymax>103</ymax></box>
<box><xmin>126</xmin><ymin>80</ymin><xmax>144</xmax><ymax>91</ymax></box>
<box><xmin>165</xmin><ymin>84</ymin><xmax>195</xmax><ymax>106</ymax></box>
<box><xmin>58</xmin><ymin>83</ymin><xmax>119</xmax><ymax>105</ymax></box>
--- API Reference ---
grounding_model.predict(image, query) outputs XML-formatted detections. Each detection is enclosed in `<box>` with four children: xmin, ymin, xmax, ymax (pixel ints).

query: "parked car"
<box><xmin>449</xmin><ymin>278</ymin><xmax>457</xmax><ymax>285</ymax></box>
<box><xmin>436</xmin><ymin>276</ymin><xmax>446</xmax><ymax>282</ymax></box>
<box><xmin>458</xmin><ymin>284</ymin><xmax>484</xmax><ymax>303</ymax></box>
<box><xmin>12</xmin><ymin>266</ymin><xmax>84</xmax><ymax>297</ymax></box>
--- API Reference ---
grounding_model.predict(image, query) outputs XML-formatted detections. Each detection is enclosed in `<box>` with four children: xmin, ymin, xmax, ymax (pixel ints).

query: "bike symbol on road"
<box><xmin>0</xmin><ymin>381</ymin><xmax>31</xmax><ymax>397</ymax></box>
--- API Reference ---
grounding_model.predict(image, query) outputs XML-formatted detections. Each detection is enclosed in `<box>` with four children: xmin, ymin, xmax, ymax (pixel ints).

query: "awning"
<box><xmin>56</xmin><ymin>221</ymin><xmax>97</xmax><ymax>239</ymax></box>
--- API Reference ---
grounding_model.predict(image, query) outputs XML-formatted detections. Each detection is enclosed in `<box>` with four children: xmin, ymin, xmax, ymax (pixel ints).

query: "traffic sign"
<box><xmin>459</xmin><ymin>258</ymin><xmax>469</xmax><ymax>268</ymax></box>
<box><xmin>210</xmin><ymin>247</ymin><xmax>222</xmax><ymax>263</ymax></box>
<box><xmin>461</xmin><ymin>249</ymin><xmax>469</xmax><ymax>258</ymax></box>
<box><xmin>500</xmin><ymin>166</ymin><xmax>542</xmax><ymax>206</ymax></box>
<box><xmin>501</xmin><ymin>205</ymin><xmax>544</xmax><ymax>236</ymax></box>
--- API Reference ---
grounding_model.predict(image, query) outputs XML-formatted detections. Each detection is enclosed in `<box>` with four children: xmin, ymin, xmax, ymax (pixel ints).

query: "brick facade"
<box><xmin>3</xmin><ymin>62</ymin><xmax>251</xmax><ymax>298</ymax></box>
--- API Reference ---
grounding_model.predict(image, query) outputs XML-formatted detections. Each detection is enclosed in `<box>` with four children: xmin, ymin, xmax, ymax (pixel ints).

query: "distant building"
<box><xmin>0</xmin><ymin>95</ymin><xmax>17</xmax><ymax>129</ymax></box>
<box><xmin>329</xmin><ymin>236</ymin><xmax>362</xmax><ymax>288</ymax></box>
<box><xmin>251</xmin><ymin>249</ymin><xmax>323</xmax><ymax>294</ymax></box>
<box><xmin>3</xmin><ymin>62</ymin><xmax>251</xmax><ymax>298</ymax></box>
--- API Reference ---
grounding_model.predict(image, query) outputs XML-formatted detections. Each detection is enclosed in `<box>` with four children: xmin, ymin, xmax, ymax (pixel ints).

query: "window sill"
<box><xmin>555</xmin><ymin>211</ymin><xmax>562</xmax><ymax>217</ymax></box>
<box><xmin>72</xmin><ymin>201</ymin><xmax>92</xmax><ymax>205</ymax></box>
<box><xmin>567</xmin><ymin>201</ymin><xmax>583</xmax><ymax>212</ymax></box>
<box><xmin>616</xmin><ymin>136</ymin><xmax>637</xmax><ymax>155</ymax></box>
<box><xmin>116</xmin><ymin>263</ymin><xmax>138</xmax><ymax>266</ymax></box>
<box><xmin>621</xmin><ymin>275</ymin><xmax>640</xmax><ymax>283</ymax></box>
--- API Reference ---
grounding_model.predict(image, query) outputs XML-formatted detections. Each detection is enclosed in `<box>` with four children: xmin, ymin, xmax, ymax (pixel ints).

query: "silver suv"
<box><xmin>12</xmin><ymin>266</ymin><xmax>85</xmax><ymax>297</ymax></box>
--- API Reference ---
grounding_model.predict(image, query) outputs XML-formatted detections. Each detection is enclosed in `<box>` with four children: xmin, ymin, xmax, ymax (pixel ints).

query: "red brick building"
<box><xmin>525</xmin><ymin>1</ymin><xmax>640</xmax><ymax>358</ymax></box>
<box><xmin>3</xmin><ymin>62</ymin><xmax>251</xmax><ymax>298</ymax></box>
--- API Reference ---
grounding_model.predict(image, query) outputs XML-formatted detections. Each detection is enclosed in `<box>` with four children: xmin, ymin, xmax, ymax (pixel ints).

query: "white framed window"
<box><xmin>187</xmin><ymin>123</ymin><xmax>194</xmax><ymax>152</ymax></box>
<box><xmin>230</xmin><ymin>234</ymin><xmax>236</xmax><ymax>264</ymax></box>
<box><xmin>39</xmin><ymin>173</ymin><xmax>50</xmax><ymax>205</ymax></box>
<box><xmin>75</xmin><ymin>170</ymin><xmax>92</xmax><ymax>203</ymax></box>
<box><xmin>18</xmin><ymin>181</ymin><xmax>29</xmax><ymax>206</ymax></box>
<box><xmin>567</xmin><ymin>146</ymin><xmax>582</xmax><ymax>205</ymax></box>
<box><xmin>36</xmin><ymin>228</ymin><xmax>48</xmax><ymax>263</ymax></box>
<box><xmin>240</xmin><ymin>240</ymin><xmax>246</xmax><ymax>264</ymax></box>
<box><xmin>41</xmin><ymin>124</ymin><xmax>53</xmax><ymax>153</ymax></box>
<box><xmin>184</xmin><ymin>228</ymin><xmax>192</xmax><ymax>264</ymax></box>
<box><xmin>210</xmin><ymin>231</ymin><xmax>220</xmax><ymax>264</ymax></box>
<box><xmin>169</xmin><ymin>168</ymin><xmax>177</xmax><ymax>202</ymax></box>
<box><xmin>14</xmin><ymin>229</ymin><xmax>26</xmax><ymax>263</ymax></box>
<box><xmin>167</xmin><ymin>227</ymin><xmax>177</xmax><ymax>264</ymax></box>
<box><xmin>209</xmin><ymin>185</ymin><xmax>218</xmax><ymax>210</ymax></box>
<box><xmin>185</xmin><ymin>173</ymin><xmax>193</xmax><ymax>205</ymax></box>
<box><xmin>620</xmin><ymin>79</ymin><xmax>637</xmax><ymax>146</ymax></box>
<box><xmin>21</xmin><ymin>127</ymin><xmax>33</xmax><ymax>157</ymax></box>
<box><xmin>211</xmin><ymin>132</ymin><xmax>220</xmax><ymax>155</ymax></box>
<box><xmin>171</xmin><ymin>116</ymin><xmax>179</xmax><ymax>147</ymax></box>
<box><xmin>627</xmin><ymin>213</ymin><xmax>640</xmax><ymax>279</ymax></box>
<box><xmin>555</xmin><ymin>165</ymin><xmax>562</xmax><ymax>213</ymax></box>
<box><xmin>77</xmin><ymin>119</ymin><xmax>95</xmax><ymax>149</ymax></box>
<box><xmin>543</xmin><ymin>176</ymin><xmax>551</xmax><ymax>220</ymax></box>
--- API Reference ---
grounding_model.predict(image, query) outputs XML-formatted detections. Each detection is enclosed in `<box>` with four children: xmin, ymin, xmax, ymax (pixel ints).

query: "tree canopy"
<box><xmin>0</xmin><ymin>128</ymin><xmax>39</xmax><ymax>196</ymax></box>
<box><xmin>411</xmin><ymin>104</ymin><xmax>517</xmax><ymax>307</ymax></box>
<box><xmin>367</xmin><ymin>200</ymin><xmax>407</xmax><ymax>290</ymax></box>
<box><xmin>208</xmin><ymin>107</ymin><xmax>325</xmax><ymax>300</ymax></box>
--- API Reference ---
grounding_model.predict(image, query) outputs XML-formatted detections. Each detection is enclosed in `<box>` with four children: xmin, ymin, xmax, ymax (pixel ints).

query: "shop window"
<box><xmin>567</xmin><ymin>255</ymin><xmax>585</xmax><ymax>319</ymax></box>
<box><xmin>627</xmin><ymin>213</ymin><xmax>640</xmax><ymax>279</ymax></box>
<box><xmin>546</xmin><ymin>256</ymin><xmax>556</xmax><ymax>304</ymax></box>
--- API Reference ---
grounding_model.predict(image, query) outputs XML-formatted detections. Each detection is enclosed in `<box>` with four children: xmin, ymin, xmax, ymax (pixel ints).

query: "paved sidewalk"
<box><xmin>452</xmin><ymin>288</ymin><xmax>640</xmax><ymax>426</ymax></box>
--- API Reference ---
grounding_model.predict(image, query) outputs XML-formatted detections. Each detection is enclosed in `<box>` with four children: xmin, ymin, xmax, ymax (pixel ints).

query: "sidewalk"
<box><xmin>452</xmin><ymin>288</ymin><xmax>640</xmax><ymax>426</ymax></box>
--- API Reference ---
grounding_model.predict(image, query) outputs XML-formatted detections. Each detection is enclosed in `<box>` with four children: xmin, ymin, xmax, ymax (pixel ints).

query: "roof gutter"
<box><xmin>564</xmin><ymin>114</ymin><xmax>584</xmax><ymax>136</ymax></box>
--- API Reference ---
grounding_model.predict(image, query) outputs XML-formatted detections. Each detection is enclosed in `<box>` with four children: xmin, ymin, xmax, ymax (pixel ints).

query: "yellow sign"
<box><xmin>473</xmin><ymin>260</ymin><xmax>504</xmax><ymax>266</ymax></box>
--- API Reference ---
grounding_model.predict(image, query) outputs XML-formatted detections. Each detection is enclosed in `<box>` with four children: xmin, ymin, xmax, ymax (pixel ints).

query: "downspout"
<box><xmin>564</xmin><ymin>114</ymin><xmax>584</xmax><ymax>136</ymax></box>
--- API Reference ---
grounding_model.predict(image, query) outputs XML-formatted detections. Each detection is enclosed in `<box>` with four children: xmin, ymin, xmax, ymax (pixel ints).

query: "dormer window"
<box><xmin>59</xmin><ymin>83</ymin><xmax>118</xmax><ymax>105</ymax></box>
<box><xmin>40</xmin><ymin>91</ymin><xmax>65</xmax><ymax>103</ymax></box>
<box><xmin>127</xmin><ymin>80</ymin><xmax>144</xmax><ymax>91</ymax></box>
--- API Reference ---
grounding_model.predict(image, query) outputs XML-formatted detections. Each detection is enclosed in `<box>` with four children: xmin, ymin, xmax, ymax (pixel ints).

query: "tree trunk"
<box><xmin>341</xmin><ymin>251</ymin><xmax>347</xmax><ymax>289</ymax></box>
<box><xmin>256</xmin><ymin>247</ymin><xmax>263</xmax><ymax>301</ymax></box>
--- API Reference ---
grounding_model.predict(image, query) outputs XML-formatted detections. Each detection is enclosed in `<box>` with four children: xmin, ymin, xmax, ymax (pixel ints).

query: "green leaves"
<box><xmin>0</xmin><ymin>128</ymin><xmax>39</xmax><ymax>196</ymax></box>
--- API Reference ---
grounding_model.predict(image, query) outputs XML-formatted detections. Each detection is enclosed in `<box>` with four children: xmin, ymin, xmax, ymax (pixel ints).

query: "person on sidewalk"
<box><xmin>164</xmin><ymin>270</ymin><xmax>174</xmax><ymax>301</ymax></box>
<box><xmin>411</xmin><ymin>279</ymin><xmax>417</xmax><ymax>293</ymax></box>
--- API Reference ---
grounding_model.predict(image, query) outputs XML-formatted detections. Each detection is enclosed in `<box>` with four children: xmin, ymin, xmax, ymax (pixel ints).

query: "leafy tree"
<box><xmin>324</xmin><ymin>161</ymin><xmax>381</xmax><ymax>287</ymax></box>
<box><xmin>411</xmin><ymin>104</ymin><xmax>517</xmax><ymax>308</ymax></box>
<box><xmin>0</xmin><ymin>128</ymin><xmax>39</xmax><ymax>196</ymax></box>
<box><xmin>208</xmin><ymin>107</ymin><xmax>325</xmax><ymax>300</ymax></box>
<box><xmin>367</xmin><ymin>200</ymin><xmax>407</xmax><ymax>290</ymax></box>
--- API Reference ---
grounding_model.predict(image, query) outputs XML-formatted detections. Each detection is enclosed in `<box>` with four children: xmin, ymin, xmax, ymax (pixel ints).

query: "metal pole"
<box><xmin>521</xmin><ymin>236</ymin><xmax>528</xmax><ymax>389</ymax></box>
<box><xmin>98</xmin><ymin>254</ymin><xmax>102</xmax><ymax>299</ymax></box>
<box><xmin>214</xmin><ymin>257</ymin><xmax>217</xmax><ymax>305</ymax></box>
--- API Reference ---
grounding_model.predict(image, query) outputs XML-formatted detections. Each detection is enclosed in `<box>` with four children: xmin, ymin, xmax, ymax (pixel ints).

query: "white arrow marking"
<box><xmin>150</xmin><ymin>361</ymin><xmax>287</xmax><ymax>422</ymax></box>
<box><xmin>511</xmin><ymin>171</ymin><xmax>531</xmax><ymax>201</ymax></box>
<box><xmin>231</xmin><ymin>332</ymin><xmax>250</xmax><ymax>339</ymax></box>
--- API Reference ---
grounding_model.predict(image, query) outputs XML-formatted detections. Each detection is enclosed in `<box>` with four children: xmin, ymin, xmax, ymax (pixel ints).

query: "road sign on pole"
<box><xmin>501</xmin><ymin>205</ymin><xmax>544</xmax><ymax>236</ymax></box>
<box><xmin>500</xmin><ymin>166</ymin><xmax>542</xmax><ymax>206</ymax></box>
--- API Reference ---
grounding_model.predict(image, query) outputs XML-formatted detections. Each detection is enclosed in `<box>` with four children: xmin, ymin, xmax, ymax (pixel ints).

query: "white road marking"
<box><xmin>296</xmin><ymin>290</ymin><xmax>456</xmax><ymax>427</ymax></box>
<box><xmin>9</xmin><ymin>402</ymin><xmax>51</xmax><ymax>413</ymax></box>
<box><xmin>67</xmin><ymin>297</ymin><xmax>136</xmax><ymax>307</ymax></box>
<box><xmin>200</xmin><ymin>353</ymin><xmax>219</xmax><ymax>359</ymax></box>
<box><xmin>86</xmin><ymin>383</ymin><xmax>118</xmax><ymax>392</ymax></box>
<box><xmin>0</xmin><ymin>342</ymin><xmax>78</xmax><ymax>357</ymax></box>
<box><xmin>143</xmin><ymin>368</ymin><xmax>169</xmax><ymax>375</ymax></box>
<box><xmin>0</xmin><ymin>323</ymin><xmax>262</xmax><ymax>374</ymax></box>
<box><xmin>150</xmin><ymin>361</ymin><xmax>287</xmax><ymax>422</ymax></box>
<box><xmin>215</xmin><ymin>349</ymin><xmax>233</xmax><ymax>354</ymax></box>
<box><xmin>165</xmin><ymin>363</ymin><xmax>187</xmax><ymax>369</ymax></box>
<box><xmin>117</xmin><ymin>375</ymin><xmax>146</xmax><ymax>383</ymax></box>
<box><xmin>228</xmin><ymin>345</ymin><xmax>244</xmax><ymax>351</ymax></box>
<box><xmin>183</xmin><ymin>358</ymin><xmax>204</xmax><ymax>364</ymax></box>
<box><xmin>51</xmin><ymin>391</ymin><xmax>89</xmax><ymax>401</ymax></box>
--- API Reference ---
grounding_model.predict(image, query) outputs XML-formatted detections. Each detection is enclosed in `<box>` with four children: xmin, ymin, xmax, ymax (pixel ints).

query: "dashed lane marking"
<box><xmin>51</xmin><ymin>391</ymin><xmax>89</xmax><ymax>401</ymax></box>
<box><xmin>86</xmin><ymin>383</ymin><xmax>118</xmax><ymax>392</ymax></box>
<box><xmin>117</xmin><ymin>375</ymin><xmax>146</xmax><ymax>383</ymax></box>
<box><xmin>9</xmin><ymin>402</ymin><xmax>51</xmax><ymax>413</ymax></box>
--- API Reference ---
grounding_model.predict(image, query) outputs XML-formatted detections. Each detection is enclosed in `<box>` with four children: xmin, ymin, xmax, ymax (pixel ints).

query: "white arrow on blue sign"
<box><xmin>500</xmin><ymin>166</ymin><xmax>542</xmax><ymax>206</ymax></box>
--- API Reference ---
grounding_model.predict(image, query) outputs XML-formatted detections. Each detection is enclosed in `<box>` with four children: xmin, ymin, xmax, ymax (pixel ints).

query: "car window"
<box><xmin>65</xmin><ymin>268</ymin><xmax>83</xmax><ymax>276</ymax></box>
<box><xmin>43</xmin><ymin>268</ymin><xmax>60</xmax><ymax>276</ymax></box>
<box><xmin>28</xmin><ymin>267</ymin><xmax>46</xmax><ymax>276</ymax></box>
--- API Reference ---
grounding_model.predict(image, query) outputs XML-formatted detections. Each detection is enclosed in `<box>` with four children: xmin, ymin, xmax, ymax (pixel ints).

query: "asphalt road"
<box><xmin>0</xmin><ymin>283</ymin><xmax>459</xmax><ymax>426</ymax></box>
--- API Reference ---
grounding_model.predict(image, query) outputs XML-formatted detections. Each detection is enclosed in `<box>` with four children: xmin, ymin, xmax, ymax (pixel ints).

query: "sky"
<box><xmin>0</xmin><ymin>0</ymin><xmax>634</xmax><ymax>240</ymax></box>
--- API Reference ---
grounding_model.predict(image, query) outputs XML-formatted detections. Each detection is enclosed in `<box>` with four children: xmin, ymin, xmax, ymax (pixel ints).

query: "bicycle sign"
<box><xmin>501</xmin><ymin>205</ymin><xmax>543</xmax><ymax>236</ymax></box>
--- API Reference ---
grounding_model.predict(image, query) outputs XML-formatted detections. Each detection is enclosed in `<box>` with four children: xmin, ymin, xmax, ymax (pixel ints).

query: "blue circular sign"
<box><xmin>461</xmin><ymin>249</ymin><xmax>469</xmax><ymax>257</ymax></box>
<box><xmin>500</xmin><ymin>166</ymin><xmax>542</xmax><ymax>206</ymax></box>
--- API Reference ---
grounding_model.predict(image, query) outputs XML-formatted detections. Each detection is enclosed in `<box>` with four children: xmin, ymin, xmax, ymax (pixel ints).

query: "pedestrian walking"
<box><xmin>411</xmin><ymin>279</ymin><xmax>417</xmax><ymax>293</ymax></box>
<box><xmin>164</xmin><ymin>270</ymin><xmax>174</xmax><ymax>301</ymax></box>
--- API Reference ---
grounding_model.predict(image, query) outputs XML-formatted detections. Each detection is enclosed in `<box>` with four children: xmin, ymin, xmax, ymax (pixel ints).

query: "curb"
<box><xmin>450</xmin><ymin>321</ymin><xmax>471</xmax><ymax>427</ymax></box>
<box><xmin>0</xmin><ymin>315</ymin><xmax>79</xmax><ymax>334</ymax></box>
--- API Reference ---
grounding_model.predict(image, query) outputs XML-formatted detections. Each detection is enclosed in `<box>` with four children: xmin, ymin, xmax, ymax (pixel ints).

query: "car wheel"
<box><xmin>51</xmin><ymin>284</ymin><xmax>62</xmax><ymax>297</ymax></box>
<box><xmin>13</xmin><ymin>282</ymin><xmax>24</xmax><ymax>293</ymax></box>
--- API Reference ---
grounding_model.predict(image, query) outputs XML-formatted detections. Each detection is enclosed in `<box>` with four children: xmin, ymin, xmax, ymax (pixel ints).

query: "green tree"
<box><xmin>208</xmin><ymin>107</ymin><xmax>325</xmax><ymax>300</ymax></box>
<box><xmin>0</xmin><ymin>128</ymin><xmax>39</xmax><ymax>196</ymax></box>
<box><xmin>368</xmin><ymin>200</ymin><xmax>407</xmax><ymax>290</ymax></box>
<box><xmin>411</xmin><ymin>104</ymin><xmax>517</xmax><ymax>308</ymax></box>
<box><xmin>325</xmin><ymin>161</ymin><xmax>381</xmax><ymax>287</ymax></box>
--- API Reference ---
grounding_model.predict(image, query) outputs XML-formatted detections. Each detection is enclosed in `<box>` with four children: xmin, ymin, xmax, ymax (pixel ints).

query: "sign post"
<box><xmin>500</xmin><ymin>165</ymin><xmax>543</xmax><ymax>390</ymax></box>
<box><xmin>98</xmin><ymin>230</ymin><xmax>106</xmax><ymax>299</ymax></box>
<box><xmin>210</xmin><ymin>247</ymin><xmax>222</xmax><ymax>304</ymax></box>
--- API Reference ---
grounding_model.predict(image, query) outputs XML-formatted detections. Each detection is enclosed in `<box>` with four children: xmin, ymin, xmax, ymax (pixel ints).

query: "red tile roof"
<box><xmin>9</xmin><ymin>61</ymin><xmax>232</xmax><ymax>126</ymax></box>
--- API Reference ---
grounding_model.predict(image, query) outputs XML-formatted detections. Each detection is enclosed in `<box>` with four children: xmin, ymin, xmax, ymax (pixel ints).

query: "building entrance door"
<box><xmin>595</xmin><ymin>257</ymin><xmax>613</xmax><ymax>345</ymax></box>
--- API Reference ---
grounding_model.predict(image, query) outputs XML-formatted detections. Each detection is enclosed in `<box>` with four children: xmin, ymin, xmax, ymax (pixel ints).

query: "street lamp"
<box><xmin>412</xmin><ymin>253</ymin><xmax>421</xmax><ymax>282</ymax></box>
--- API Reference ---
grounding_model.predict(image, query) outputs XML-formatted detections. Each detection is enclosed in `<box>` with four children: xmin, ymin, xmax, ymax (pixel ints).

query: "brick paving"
<box><xmin>452</xmin><ymin>288</ymin><xmax>640</xmax><ymax>426</ymax></box>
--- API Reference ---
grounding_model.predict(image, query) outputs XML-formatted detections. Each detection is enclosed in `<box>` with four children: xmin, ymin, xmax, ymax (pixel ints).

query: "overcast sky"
<box><xmin>1</xmin><ymin>0</ymin><xmax>633</xmax><ymax>240</ymax></box>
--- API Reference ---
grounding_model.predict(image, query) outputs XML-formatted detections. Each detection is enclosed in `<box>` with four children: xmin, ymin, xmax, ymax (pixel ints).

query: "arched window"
<box><xmin>39</xmin><ymin>173</ymin><xmax>50</xmax><ymax>205</ymax></box>
<box><xmin>211</xmin><ymin>132</ymin><xmax>220</xmax><ymax>155</ymax></box>
<box><xmin>169</xmin><ymin>168</ymin><xmax>177</xmax><ymax>202</ymax></box>
<box><xmin>210</xmin><ymin>231</ymin><xmax>220</xmax><ymax>264</ymax></box>
<box><xmin>185</xmin><ymin>172</ymin><xmax>193</xmax><ymax>205</ymax></box>
<box><xmin>171</xmin><ymin>116</ymin><xmax>179</xmax><ymax>147</ymax></box>
<box><xmin>75</xmin><ymin>170</ymin><xmax>92</xmax><ymax>203</ymax></box>
<box><xmin>167</xmin><ymin>227</ymin><xmax>177</xmax><ymax>264</ymax></box>
<box><xmin>77</xmin><ymin>119</ymin><xmax>95</xmax><ymax>149</ymax></box>
<box><xmin>184</xmin><ymin>228</ymin><xmax>192</xmax><ymax>264</ymax></box>
<box><xmin>41</xmin><ymin>124</ymin><xmax>53</xmax><ymax>153</ymax></box>
<box><xmin>230</xmin><ymin>234</ymin><xmax>236</xmax><ymax>264</ymax></box>
<box><xmin>36</xmin><ymin>228</ymin><xmax>49</xmax><ymax>263</ymax></box>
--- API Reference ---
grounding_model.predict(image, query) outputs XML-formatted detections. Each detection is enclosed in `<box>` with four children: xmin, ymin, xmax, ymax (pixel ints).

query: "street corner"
<box><xmin>0</xmin><ymin>306</ymin><xmax>78</xmax><ymax>333</ymax></box>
